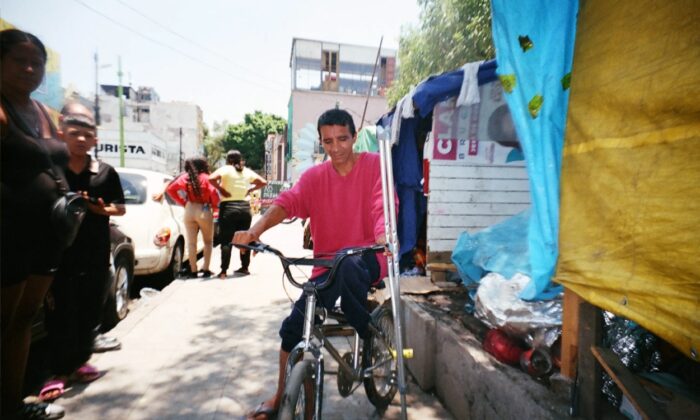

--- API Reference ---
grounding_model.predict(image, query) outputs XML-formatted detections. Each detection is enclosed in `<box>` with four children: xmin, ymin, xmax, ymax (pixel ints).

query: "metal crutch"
<box><xmin>377</xmin><ymin>126</ymin><xmax>409</xmax><ymax>420</ymax></box>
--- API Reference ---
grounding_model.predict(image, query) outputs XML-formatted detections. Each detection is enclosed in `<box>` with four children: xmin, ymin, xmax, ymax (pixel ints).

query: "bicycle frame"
<box><xmin>236</xmin><ymin>242</ymin><xmax>390</xmax><ymax>419</ymax></box>
<box><xmin>286</xmin><ymin>280</ymin><xmax>384</xmax><ymax>419</ymax></box>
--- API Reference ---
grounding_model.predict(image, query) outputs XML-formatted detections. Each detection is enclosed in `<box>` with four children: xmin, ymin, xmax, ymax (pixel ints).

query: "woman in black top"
<box><xmin>1</xmin><ymin>29</ymin><xmax>68</xmax><ymax>420</ymax></box>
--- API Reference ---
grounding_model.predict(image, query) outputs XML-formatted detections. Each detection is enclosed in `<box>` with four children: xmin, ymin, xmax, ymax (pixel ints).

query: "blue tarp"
<box><xmin>452</xmin><ymin>209</ymin><xmax>532</xmax><ymax>286</ymax></box>
<box><xmin>412</xmin><ymin>61</ymin><xmax>498</xmax><ymax>118</ymax></box>
<box><xmin>491</xmin><ymin>0</ymin><xmax>579</xmax><ymax>299</ymax></box>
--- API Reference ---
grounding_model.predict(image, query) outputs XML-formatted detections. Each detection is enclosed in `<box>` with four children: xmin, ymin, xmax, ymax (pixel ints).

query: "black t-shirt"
<box><xmin>61</xmin><ymin>157</ymin><xmax>125</xmax><ymax>271</ymax></box>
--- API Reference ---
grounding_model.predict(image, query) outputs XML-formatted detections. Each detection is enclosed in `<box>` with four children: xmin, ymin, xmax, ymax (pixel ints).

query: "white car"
<box><xmin>113</xmin><ymin>168</ymin><xmax>201</xmax><ymax>281</ymax></box>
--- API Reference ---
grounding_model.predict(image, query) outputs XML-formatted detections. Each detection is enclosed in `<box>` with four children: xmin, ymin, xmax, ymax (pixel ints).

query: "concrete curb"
<box><xmin>401</xmin><ymin>295</ymin><xmax>570</xmax><ymax>420</ymax></box>
<box><xmin>112</xmin><ymin>279</ymin><xmax>187</xmax><ymax>336</ymax></box>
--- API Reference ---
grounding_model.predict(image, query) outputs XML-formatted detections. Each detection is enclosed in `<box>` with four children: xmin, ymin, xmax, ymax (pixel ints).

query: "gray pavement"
<box><xmin>55</xmin><ymin>217</ymin><xmax>452</xmax><ymax>419</ymax></box>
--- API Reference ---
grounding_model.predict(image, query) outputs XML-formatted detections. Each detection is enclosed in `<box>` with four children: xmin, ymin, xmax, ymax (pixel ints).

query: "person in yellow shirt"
<box><xmin>209</xmin><ymin>150</ymin><xmax>267</xmax><ymax>279</ymax></box>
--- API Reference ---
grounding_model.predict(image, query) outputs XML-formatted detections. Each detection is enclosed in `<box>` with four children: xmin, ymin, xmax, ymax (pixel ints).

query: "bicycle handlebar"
<box><xmin>232</xmin><ymin>241</ymin><xmax>385</xmax><ymax>291</ymax></box>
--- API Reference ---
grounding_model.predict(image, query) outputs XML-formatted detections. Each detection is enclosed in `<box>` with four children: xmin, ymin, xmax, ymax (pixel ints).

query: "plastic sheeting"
<box><xmin>555</xmin><ymin>0</ymin><xmax>700</xmax><ymax>359</ymax></box>
<box><xmin>452</xmin><ymin>209</ymin><xmax>531</xmax><ymax>285</ymax></box>
<box><xmin>475</xmin><ymin>273</ymin><xmax>562</xmax><ymax>347</ymax></box>
<box><xmin>353</xmin><ymin>126</ymin><xmax>378</xmax><ymax>153</ymax></box>
<box><xmin>491</xmin><ymin>0</ymin><xmax>579</xmax><ymax>300</ymax></box>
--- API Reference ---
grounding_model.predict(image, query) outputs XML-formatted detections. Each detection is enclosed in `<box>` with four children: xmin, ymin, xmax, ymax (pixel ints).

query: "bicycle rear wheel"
<box><xmin>279</xmin><ymin>359</ymin><xmax>316</xmax><ymax>420</ymax></box>
<box><xmin>362</xmin><ymin>306</ymin><xmax>398</xmax><ymax>411</ymax></box>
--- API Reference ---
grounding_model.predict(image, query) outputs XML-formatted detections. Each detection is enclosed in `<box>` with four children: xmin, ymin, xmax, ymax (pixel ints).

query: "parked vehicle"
<box><xmin>112</xmin><ymin>168</ymin><xmax>201</xmax><ymax>282</ymax></box>
<box><xmin>32</xmin><ymin>225</ymin><xmax>136</xmax><ymax>339</ymax></box>
<box><xmin>101</xmin><ymin>224</ymin><xmax>135</xmax><ymax>331</ymax></box>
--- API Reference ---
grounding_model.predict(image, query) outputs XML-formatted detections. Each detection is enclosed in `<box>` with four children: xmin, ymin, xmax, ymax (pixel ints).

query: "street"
<box><xmin>56</xmin><ymin>216</ymin><xmax>452</xmax><ymax>419</ymax></box>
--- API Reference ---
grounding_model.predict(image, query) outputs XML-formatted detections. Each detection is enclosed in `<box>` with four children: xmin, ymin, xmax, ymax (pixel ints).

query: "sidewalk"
<box><xmin>54</xmin><ymin>223</ymin><xmax>452</xmax><ymax>419</ymax></box>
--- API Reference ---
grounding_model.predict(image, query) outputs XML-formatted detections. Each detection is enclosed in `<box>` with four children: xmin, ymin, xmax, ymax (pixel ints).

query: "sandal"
<box><xmin>71</xmin><ymin>363</ymin><xmax>101</xmax><ymax>383</ymax></box>
<box><xmin>38</xmin><ymin>379</ymin><xmax>66</xmax><ymax>402</ymax></box>
<box><xmin>18</xmin><ymin>401</ymin><xmax>65</xmax><ymax>419</ymax></box>
<box><xmin>247</xmin><ymin>402</ymin><xmax>277</xmax><ymax>419</ymax></box>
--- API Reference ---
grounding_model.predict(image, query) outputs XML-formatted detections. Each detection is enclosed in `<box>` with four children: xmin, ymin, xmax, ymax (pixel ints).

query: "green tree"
<box><xmin>388</xmin><ymin>0</ymin><xmax>494</xmax><ymax>106</ymax></box>
<box><xmin>203</xmin><ymin>120</ymin><xmax>228</xmax><ymax>168</ymax></box>
<box><xmin>218</xmin><ymin>111</ymin><xmax>286</xmax><ymax>171</ymax></box>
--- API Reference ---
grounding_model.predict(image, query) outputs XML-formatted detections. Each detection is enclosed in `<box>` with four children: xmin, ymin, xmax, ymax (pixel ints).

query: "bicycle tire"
<box><xmin>362</xmin><ymin>306</ymin><xmax>398</xmax><ymax>410</ymax></box>
<box><xmin>279</xmin><ymin>359</ymin><xmax>316</xmax><ymax>420</ymax></box>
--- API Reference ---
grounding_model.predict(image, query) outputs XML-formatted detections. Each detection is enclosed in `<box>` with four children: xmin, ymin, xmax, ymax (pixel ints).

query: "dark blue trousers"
<box><xmin>279</xmin><ymin>251</ymin><xmax>379</xmax><ymax>352</ymax></box>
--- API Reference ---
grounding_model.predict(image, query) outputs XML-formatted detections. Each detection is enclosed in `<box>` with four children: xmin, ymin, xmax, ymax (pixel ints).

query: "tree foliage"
<box><xmin>203</xmin><ymin>120</ymin><xmax>227</xmax><ymax>168</ymax></box>
<box><xmin>387</xmin><ymin>0</ymin><xmax>495</xmax><ymax>106</ymax></box>
<box><xmin>205</xmin><ymin>112</ymin><xmax>286</xmax><ymax>171</ymax></box>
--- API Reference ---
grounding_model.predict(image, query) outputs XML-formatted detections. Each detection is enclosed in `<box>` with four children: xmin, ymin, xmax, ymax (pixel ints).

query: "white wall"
<box><xmin>426</xmin><ymin>82</ymin><xmax>530</xmax><ymax>257</ymax></box>
<box><xmin>427</xmin><ymin>161</ymin><xmax>530</xmax><ymax>254</ymax></box>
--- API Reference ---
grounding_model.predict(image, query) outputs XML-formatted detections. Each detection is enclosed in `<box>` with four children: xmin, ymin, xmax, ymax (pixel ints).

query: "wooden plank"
<box><xmin>591</xmin><ymin>347</ymin><xmax>669</xmax><ymax>420</ymax></box>
<box><xmin>434</xmin><ymin>178</ymin><xmax>530</xmax><ymax>192</ymax></box>
<box><xmin>430</xmin><ymin>159</ymin><xmax>526</xmax><ymax>171</ymax></box>
<box><xmin>577</xmin><ymin>299</ymin><xmax>602</xmax><ymax>419</ymax></box>
<box><xmin>428</xmin><ymin>214</ymin><xmax>512</xmax><ymax>228</ymax></box>
<box><xmin>561</xmin><ymin>289</ymin><xmax>580</xmax><ymax>379</ymax></box>
<box><xmin>428</xmin><ymin>225</ymin><xmax>486</xmax><ymax>240</ymax></box>
<box><xmin>427</xmin><ymin>239</ymin><xmax>459</xmax><ymax>252</ymax></box>
<box><xmin>427</xmin><ymin>202</ymin><xmax>530</xmax><ymax>216</ymax></box>
<box><xmin>427</xmin><ymin>251</ymin><xmax>453</xmax><ymax>264</ymax></box>
<box><xmin>426</xmin><ymin>262</ymin><xmax>457</xmax><ymax>272</ymax></box>
<box><xmin>431</xmin><ymin>164</ymin><xmax>528</xmax><ymax>179</ymax></box>
<box><xmin>429</xmin><ymin>190</ymin><xmax>531</xmax><ymax>204</ymax></box>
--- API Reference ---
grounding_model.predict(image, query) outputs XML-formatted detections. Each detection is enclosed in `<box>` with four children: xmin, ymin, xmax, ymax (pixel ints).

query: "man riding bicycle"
<box><xmin>233</xmin><ymin>108</ymin><xmax>394</xmax><ymax>419</ymax></box>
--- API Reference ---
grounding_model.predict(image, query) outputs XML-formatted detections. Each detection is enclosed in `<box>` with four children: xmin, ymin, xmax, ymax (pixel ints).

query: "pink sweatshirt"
<box><xmin>274</xmin><ymin>152</ymin><xmax>393</xmax><ymax>280</ymax></box>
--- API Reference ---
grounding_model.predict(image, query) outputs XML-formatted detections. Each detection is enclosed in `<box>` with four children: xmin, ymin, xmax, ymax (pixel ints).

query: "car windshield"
<box><xmin>119</xmin><ymin>173</ymin><xmax>148</xmax><ymax>204</ymax></box>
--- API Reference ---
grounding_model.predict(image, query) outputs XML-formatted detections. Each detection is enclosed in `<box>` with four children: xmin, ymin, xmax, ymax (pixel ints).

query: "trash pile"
<box><xmin>452</xmin><ymin>210</ymin><xmax>562</xmax><ymax>380</ymax></box>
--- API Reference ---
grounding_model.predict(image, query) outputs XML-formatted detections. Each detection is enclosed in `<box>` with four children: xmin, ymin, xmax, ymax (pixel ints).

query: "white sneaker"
<box><xmin>93</xmin><ymin>334</ymin><xmax>121</xmax><ymax>352</ymax></box>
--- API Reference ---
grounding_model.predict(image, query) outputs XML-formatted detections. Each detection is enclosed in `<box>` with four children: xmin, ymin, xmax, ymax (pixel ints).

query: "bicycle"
<box><xmin>235</xmin><ymin>242</ymin><xmax>402</xmax><ymax>420</ymax></box>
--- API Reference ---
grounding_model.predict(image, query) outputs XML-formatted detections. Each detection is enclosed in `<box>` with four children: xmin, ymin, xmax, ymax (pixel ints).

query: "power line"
<box><xmin>73</xmin><ymin>0</ymin><xmax>287</xmax><ymax>94</ymax></box>
<box><xmin>113</xmin><ymin>0</ymin><xmax>286</xmax><ymax>90</ymax></box>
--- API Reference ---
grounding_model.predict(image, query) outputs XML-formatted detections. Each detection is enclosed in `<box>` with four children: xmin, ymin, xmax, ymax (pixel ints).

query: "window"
<box><xmin>322</xmin><ymin>50</ymin><xmax>339</xmax><ymax>92</ymax></box>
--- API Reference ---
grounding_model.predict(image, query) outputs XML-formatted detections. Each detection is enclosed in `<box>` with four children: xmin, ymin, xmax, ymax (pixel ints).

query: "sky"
<box><xmin>1</xmin><ymin>0</ymin><xmax>421</xmax><ymax>127</ymax></box>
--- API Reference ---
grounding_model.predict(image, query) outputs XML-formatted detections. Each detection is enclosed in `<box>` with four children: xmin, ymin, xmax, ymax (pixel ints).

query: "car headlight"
<box><xmin>154</xmin><ymin>227</ymin><xmax>171</xmax><ymax>247</ymax></box>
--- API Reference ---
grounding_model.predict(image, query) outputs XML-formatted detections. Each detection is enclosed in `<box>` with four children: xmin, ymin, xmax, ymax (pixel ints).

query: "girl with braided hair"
<box><xmin>166</xmin><ymin>156</ymin><xmax>220</xmax><ymax>278</ymax></box>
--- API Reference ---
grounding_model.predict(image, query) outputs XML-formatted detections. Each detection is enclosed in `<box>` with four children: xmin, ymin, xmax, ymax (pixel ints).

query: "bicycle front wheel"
<box><xmin>279</xmin><ymin>359</ymin><xmax>316</xmax><ymax>420</ymax></box>
<box><xmin>362</xmin><ymin>306</ymin><xmax>398</xmax><ymax>411</ymax></box>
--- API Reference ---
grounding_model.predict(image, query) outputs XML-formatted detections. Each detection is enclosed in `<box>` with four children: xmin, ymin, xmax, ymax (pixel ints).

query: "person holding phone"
<box><xmin>39</xmin><ymin>102</ymin><xmax>125</xmax><ymax>402</ymax></box>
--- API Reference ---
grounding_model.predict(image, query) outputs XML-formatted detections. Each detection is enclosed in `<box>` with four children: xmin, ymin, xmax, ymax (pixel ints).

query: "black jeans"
<box><xmin>218</xmin><ymin>201</ymin><xmax>252</xmax><ymax>272</ymax></box>
<box><xmin>279</xmin><ymin>250</ymin><xmax>380</xmax><ymax>352</ymax></box>
<box><xmin>45</xmin><ymin>265</ymin><xmax>110</xmax><ymax>375</ymax></box>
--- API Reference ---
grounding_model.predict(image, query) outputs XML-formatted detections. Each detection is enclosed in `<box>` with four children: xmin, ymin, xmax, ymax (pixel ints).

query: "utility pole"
<box><xmin>117</xmin><ymin>56</ymin><xmax>125</xmax><ymax>167</ymax></box>
<box><xmin>359</xmin><ymin>36</ymin><xmax>383</xmax><ymax>132</ymax></box>
<box><xmin>94</xmin><ymin>51</ymin><xmax>101</xmax><ymax>126</ymax></box>
<box><xmin>94</xmin><ymin>51</ymin><xmax>101</xmax><ymax>159</ymax></box>
<box><xmin>179</xmin><ymin>127</ymin><xmax>183</xmax><ymax>172</ymax></box>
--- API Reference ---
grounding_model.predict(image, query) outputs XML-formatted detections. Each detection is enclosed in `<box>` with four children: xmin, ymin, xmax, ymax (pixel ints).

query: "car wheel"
<box><xmin>166</xmin><ymin>240</ymin><xmax>184</xmax><ymax>281</ymax></box>
<box><xmin>102</xmin><ymin>255</ymin><xmax>133</xmax><ymax>331</ymax></box>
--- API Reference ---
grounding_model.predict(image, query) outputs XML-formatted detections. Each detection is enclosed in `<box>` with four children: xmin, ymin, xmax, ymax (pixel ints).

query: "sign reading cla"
<box><xmin>433</xmin><ymin>138</ymin><xmax>457</xmax><ymax>160</ymax></box>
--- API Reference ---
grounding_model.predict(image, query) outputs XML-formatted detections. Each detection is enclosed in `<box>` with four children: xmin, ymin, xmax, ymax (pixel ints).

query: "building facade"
<box><xmin>264</xmin><ymin>132</ymin><xmax>287</xmax><ymax>181</ymax></box>
<box><xmin>96</xmin><ymin>85</ymin><xmax>204</xmax><ymax>175</ymax></box>
<box><xmin>287</xmin><ymin>38</ymin><xmax>396</xmax><ymax>181</ymax></box>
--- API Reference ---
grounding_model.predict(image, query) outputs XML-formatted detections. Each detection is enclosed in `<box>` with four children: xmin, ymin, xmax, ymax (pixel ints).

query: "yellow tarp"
<box><xmin>555</xmin><ymin>0</ymin><xmax>700</xmax><ymax>359</ymax></box>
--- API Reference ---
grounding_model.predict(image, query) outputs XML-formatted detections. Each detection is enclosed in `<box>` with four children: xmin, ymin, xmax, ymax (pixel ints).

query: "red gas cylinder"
<box><xmin>483</xmin><ymin>328</ymin><xmax>526</xmax><ymax>365</ymax></box>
